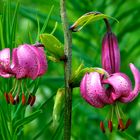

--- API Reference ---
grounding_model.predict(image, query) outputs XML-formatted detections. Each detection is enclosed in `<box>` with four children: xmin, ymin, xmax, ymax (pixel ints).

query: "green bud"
<box><xmin>69</xmin><ymin>11</ymin><xmax>118</xmax><ymax>32</ymax></box>
<box><xmin>40</xmin><ymin>34</ymin><xmax>64</xmax><ymax>61</ymax></box>
<box><xmin>52</xmin><ymin>88</ymin><xmax>65</xmax><ymax>128</ymax></box>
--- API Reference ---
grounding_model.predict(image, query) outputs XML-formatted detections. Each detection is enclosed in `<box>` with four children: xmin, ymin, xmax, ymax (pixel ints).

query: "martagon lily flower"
<box><xmin>80</xmin><ymin>31</ymin><xmax>140</xmax><ymax>132</ymax></box>
<box><xmin>0</xmin><ymin>43</ymin><xmax>47</xmax><ymax>106</ymax></box>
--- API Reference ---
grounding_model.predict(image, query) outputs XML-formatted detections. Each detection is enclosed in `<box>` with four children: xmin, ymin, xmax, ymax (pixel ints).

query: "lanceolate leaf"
<box><xmin>0</xmin><ymin>108</ymin><xmax>11</xmax><ymax>140</ymax></box>
<box><xmin>40</xmin><ymin>34</ymin><xmax>64</xmax><ymax>61</ymax></box>
<box><xmin>69</xmin><ymin>11</ymin><xmax>118</xmax><ymax>32</ymax></box>
<box><xmin>13</xmin><ymin>110</ymin><xmax>42</xmax><ymax>135</ymax></box>
<box><xmin>70</xmin><ymin>65</ymin><xmax>109</xmax><ymax>88</ymax></box>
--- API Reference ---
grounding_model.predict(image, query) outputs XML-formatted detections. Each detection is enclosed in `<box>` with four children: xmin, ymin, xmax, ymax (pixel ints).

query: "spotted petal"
<box><xmin>80</xmin><ymin>72</ymin><xmax>114</xmax><ymax>108</ymax></box>
<box><xmin>11</xmin><ymin>44</ymin><xmax>40</xmax><ymax>79</ymax></box>
<box><xmin>29</xmin><ymin>45</ymin><xmax>47</xmax><ymax>76</ymax></box>
<box><xmin>119</xmin><ymin>63</ymin><xmax>140</xmax><ymax>103</ymax></box>
<box><xmin>103</xmin><ymin>72</ymin><xmax>132</xmax><ymax>101</ymax></box>
<box><xmin>0</xmin><ymin>48</ymin><xmax>13</xmax><ymax>77</ymax></box>
<box><xmin>80</xmin><ymin>73</ymin><xmax>104</xmax><ymax>108</ymax></box>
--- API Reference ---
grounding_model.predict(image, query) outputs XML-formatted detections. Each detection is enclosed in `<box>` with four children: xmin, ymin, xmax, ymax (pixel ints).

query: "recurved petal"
<box><xmin>0</xmin><ymin>48</ymin><xmax>10</xmax><ymax>64</ymax></box>
<box><xmin>29</xmin><ymin>45</ymin><xmax>47</xmax><ymax>76</ymax></box>
<box><xmin>88</xmin><ymin>72</ymin><xmax>114</xmax><ymax>104</ymax></box>
<box><xmin>119</xmin><ymin>63</ymin><xmax>140</xmax><ymax>103</ymax></box>
<box><xmin>80</xmin><ymin>73</ymin><xmax>104</xmax><ymax>108</ymax></box>
<box><xmin>0</xmin><ymin>48</ymin><xmax>13</xmax><ymax>77</ymax></box>
<box><xmin>104</xmin><ymin>72</ymin><xmax>132</xmax><ymax>101</ymax></box>
<box><xmin>11</xmin><ymin>44</ymin><xmax>39</xmax><ymax>79</ymax></box>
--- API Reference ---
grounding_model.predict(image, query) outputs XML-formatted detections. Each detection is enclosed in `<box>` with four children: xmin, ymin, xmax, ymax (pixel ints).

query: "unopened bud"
<box><xmin>102</xmin><ymin>32</ymin><xmax>120</xmax><ymax>74</ymax></box>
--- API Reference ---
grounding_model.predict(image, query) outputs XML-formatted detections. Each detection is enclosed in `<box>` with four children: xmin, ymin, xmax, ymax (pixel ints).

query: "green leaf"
<box><xmin>13</xmin><ymin>110</ymin><xmax>42</xmax><ymax>135</ymax></box>
<box><xmin>0</xmin><ymin>107</ymin><xmax>11</xmax><ymax>140</ymax></box>
<box><xmin>70</xmin><ymin>11</ymin><xmax>118</xmax><ymax>32</ymax></box>
<box><xmin>40</xmin><ymin>34</ymin><xmax>64</xmax><ymax>61</ymax></box>
<box><xmin>70</xmin><ymin>65</ymin><xmax>109</xmax><ymax>87</ymax></box>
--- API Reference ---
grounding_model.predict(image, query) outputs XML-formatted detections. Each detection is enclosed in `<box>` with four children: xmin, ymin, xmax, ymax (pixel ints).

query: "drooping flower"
<box><xmin>80</xmin><ymin>63</ymin><xmax>140</xmax><ymax>107</ymax></box>
<box><xmin>0</xmin><ymin>44</ymin><xmax>47</xmax><ymax>79</ymax></box>
<box><xmin>80</xmin><ymin>29</ymin><xmax>140</xmax><ymax>132</ymax></box>
<box><xmin>80</xmin><ymin>63</ymin><xmax>140</xmax><ymax>132</ymax></box>
<box><xmin>0</xmin><ymin>43</ymin><xmax>48</xmax><ymax>106</ymax></box>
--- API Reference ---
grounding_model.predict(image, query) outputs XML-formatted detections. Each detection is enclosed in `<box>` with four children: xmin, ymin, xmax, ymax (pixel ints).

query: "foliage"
<box><xmin>0</xmin><ymin>0</ymin><xmax>140</xmax><ymax>140</ymax></box>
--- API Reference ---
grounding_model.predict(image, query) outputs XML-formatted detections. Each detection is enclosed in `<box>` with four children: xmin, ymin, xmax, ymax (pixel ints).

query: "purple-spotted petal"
<box><xmin>11</xmin><ymin>44</ymin><xmax>39</xmax><ymax>79</ymax></box>
<box><xmin>80</xmin><ymin>73</ymin><xmax>105</xmax><ymax>108</ymax></box>
<box><xmin>103</xmin><ymin>72</ymin><xmax>132</xmax><ymax>101</ymax></box>
<box><xmin>29</xmin><ymin>45</ymin><xmax>47</xmax><ymax>76</ymax></box>
<box><xmin>102</xmin><ymin>32</ymin><xmax>120</xmax><ymax>74</ymax></box>
<box><xmin>119</xmin><ymin>63</ymin><xmax>140</xmax><ymax>103</ymax></box>
<box><xmin>0</xmin><ymin>48</ymin><xmax>13</xmax><ymax>77</ymax></box>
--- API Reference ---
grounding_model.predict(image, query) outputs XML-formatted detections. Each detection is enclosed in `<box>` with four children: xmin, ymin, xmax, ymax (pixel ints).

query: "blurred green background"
<box><xmin>1</xmin><ymin>0</ymin><xmax>140</xmax><ymax>140</ymax></box>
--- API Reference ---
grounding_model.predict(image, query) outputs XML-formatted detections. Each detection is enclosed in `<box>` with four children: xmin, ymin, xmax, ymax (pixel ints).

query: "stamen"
<box><xmin>125</xmin><ymin>119</ymin><xmax>132</xmax><ymax>129</ymax></box>
<box><xmin>108</xmin><ymin>120</ymin><xmax>113</xmax><ymax>132</ymax></box>
<box><xmin>9</xmin><ymin>93</ymin><xmax>15</xmax><ymax>105</ymax></box>
<box><xmin>118</xmin><ymin>118</ymin><xmax>125</xmax><ymax>131</ymax></box>
<box><xmin>27</xmin><ymin>95</ymin><xmax>32</xmax><ymax>105</ymax></box>
<box><xmin>100</xmin><ymin>121</ymin><xmax>105</xmax><ymax>133</ymax></box>
<box><xmin>4</xmin><ymin>93</ymin><xmax>10</xmax><ymax>104</ymax></box>
<box><xmin>22</xmin><ymin>93</ymin><xmax>26</xmax><ymax>105</ymax></box>
<box><xmin>30</xmin><ymin>95</ymin><xmax>36</xmax><ymax>106</ymax></box>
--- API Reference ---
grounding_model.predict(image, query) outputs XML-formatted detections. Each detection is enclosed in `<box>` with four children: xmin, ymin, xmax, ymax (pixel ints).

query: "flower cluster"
<box><xmin>80</xmin><ymin>31</ymin><xmax>140</xmax><ymax>132</ymax></box>
<box><xmin>0</xmin><ymin>43</ymin><xmax>47</xmax><ymax>106</ymax></box>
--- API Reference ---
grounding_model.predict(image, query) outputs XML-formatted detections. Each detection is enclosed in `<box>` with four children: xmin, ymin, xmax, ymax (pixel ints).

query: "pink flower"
<box><xmin>0</xmin><ymin>44</ymin><xmax>47</xmax><ymax>106</ymax></box>
<box><xmin>79</xmin><ymin>21</ymin><xmax>139</xmax><ymax>132</ymax></box>
<box><xmin>0</xmin><ymin>44</ymin><xmax>47</xmax><ymax>79</ymax></box>
<box><xmin>80</xmin><ymin>63</ymin><xmax>140</xmax><ymax>108</ymax></box>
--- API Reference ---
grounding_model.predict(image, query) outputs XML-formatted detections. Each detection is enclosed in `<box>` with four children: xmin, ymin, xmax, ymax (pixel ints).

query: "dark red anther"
<box><xmin>4</xmin><ymin>93</ymin><xmax>10</xmax><ymax>104</ymax></box>
<box><xmin>22</xmin><ymin>93</ymin><xmax>26</xmax><ymax>105</ymax></box>
<box><xmin>117</xmin><ymin>123</ymin><xmax>120</xmax><ymax>130</ymax></box>
<box><xmin>118</xmin><ymin>118</ymin><xmax>125</xmax><ymax>131</ymax></box>
<box><xmin>125</xmin><ymin>119</ymin><xmax>132</xmax><ymax>129</ymax></box>
<box><xmin>27</xmin><ymin>95</ymin><xmax>32</xmax><ymax>105</ymax></box>
<box><xmin>30</xmin><ymin>95</ymin><xmax>36</xmax><ymax>106</ymax></box>
<box><xmin>100</xmin><ymin>121</ymin><xmax>105</xmax><ymax>133</ymax></box>
<box><xmin>108</xmin><ymin>120</ymin><xmax>113</xmax><ymax>132</ymax></box>
<box><xmin>9</xmin><ymin>93</ymin><xmax>15</xmax><ymax>105</ymax></box>
<box><xmin>14</xmin><ymin>95</ymin><xmax>19</xmax><ymax>104</ymax></box>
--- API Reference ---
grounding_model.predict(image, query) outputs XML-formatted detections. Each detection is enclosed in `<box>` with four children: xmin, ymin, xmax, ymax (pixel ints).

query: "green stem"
<box><xmin>60</xmin><ymin>0</ymin><xmax>72</xmax><ymax>140</ymax></box>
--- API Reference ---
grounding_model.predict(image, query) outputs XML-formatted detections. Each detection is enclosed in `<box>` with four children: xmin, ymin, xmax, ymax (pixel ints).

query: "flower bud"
<box><xmin>102</xmin><ymin>32</ymin><xmax>120</xmax><ymax>74</ymax></box>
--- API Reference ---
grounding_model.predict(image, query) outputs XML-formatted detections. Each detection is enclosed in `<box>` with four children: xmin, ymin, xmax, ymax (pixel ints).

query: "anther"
<box><xmin>125</xmin><ymin>119</ymin><xmax>132</xmax><ymax>129</ymax></box>
<box><xmin>4</xmin><ymin>93</ymin><xmax>10</xmax><ymax>104</ymax></box>
<box><xmin>27</xmin><ymin>95</ymin><xmax>32</xmax><ymax>105</ymax></box>
<box><xmin>22</xmin><ymin>93</ymin><xmax>26</xmax><ymax>105</ymax></box>
<box><xmin>30</xmin><ymin>95</ymin><xmax>36</xmax><ymax>106</ymax></box>
<box><xmin>108</xmin><ymin>120</ymin><xmax>113</xmax><ymax>132</ymax></box>
<box><xmin>9</xmin><ymin>93</ymin><xmax>15</xmax><ymax>105</ymax></box>
<box><xmin>118</xmin><ymin>118</ymin><xmax>125</xmax><ymax>131</ymax></box>
<box><xmin>100</xmin><ymin>121</ymin><xmax>106</xmax><ymax>133</ymax></box>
